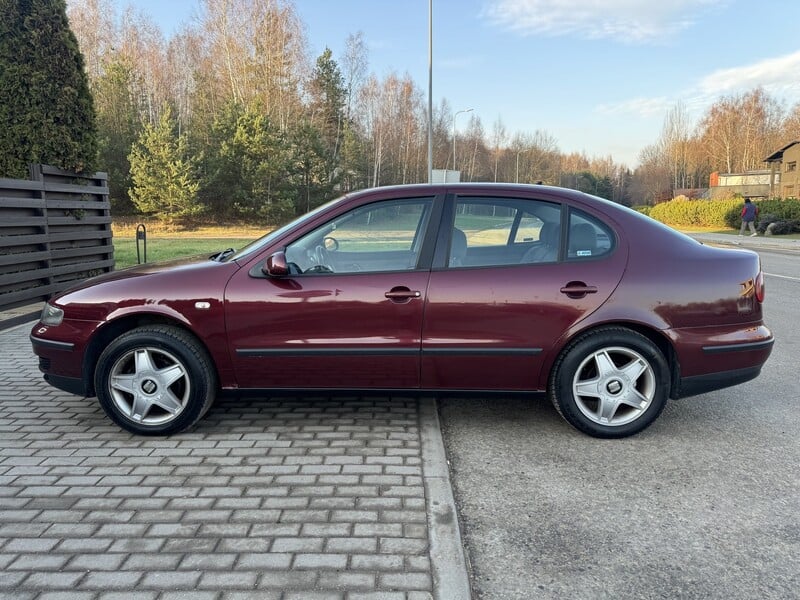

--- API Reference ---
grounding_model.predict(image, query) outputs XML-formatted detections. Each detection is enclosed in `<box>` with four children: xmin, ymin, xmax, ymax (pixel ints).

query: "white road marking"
<box><xmin>764</xmin><ymin>272</ymin><xmax>800</xmax><ymax>282</ymax></box>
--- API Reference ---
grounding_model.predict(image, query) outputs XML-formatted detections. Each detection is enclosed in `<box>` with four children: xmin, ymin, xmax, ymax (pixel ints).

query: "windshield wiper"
<box><xmin>210</xmin><ymin>248</ymin><xmax>235</xmax><ymax>262</ymax></box>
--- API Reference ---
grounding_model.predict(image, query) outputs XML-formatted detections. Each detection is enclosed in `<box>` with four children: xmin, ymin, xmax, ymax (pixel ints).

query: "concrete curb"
<box><xmin>689</xmin><ymin>233</ymin><xmax>800</xmax><ymax>254</ymax></box>
<box><xmin>419</xmin><ymin>397</ymin><xmax>472</xmax><ymax>600</ymax></box>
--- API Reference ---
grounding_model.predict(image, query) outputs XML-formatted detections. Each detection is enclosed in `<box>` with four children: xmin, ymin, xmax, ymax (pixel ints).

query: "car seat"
<box><xmin>449</xmin><ymin>228</ymin><xmax>468</xmax><ymax>267</ymax></box>
<box><xmin>521</xmin><ymin>222</ymin><xmax>559</xmax><ymax>263</ymax></box>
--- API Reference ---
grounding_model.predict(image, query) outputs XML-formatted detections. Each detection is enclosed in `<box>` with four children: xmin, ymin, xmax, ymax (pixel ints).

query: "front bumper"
<box><xmin>30</xmin><ymin>320</ymin><xmax>99</xmax><ymax>397</ymax></box>
<box><xmin>43</xmin><ymin>372</ymin><xmax>89</xmax><ymax>396</ymax></box>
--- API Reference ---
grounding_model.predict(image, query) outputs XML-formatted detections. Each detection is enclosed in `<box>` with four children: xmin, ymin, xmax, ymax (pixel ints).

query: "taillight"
<box><xmin>755</xmin><ymin>271</ymin><xmax>765</xmax><ymax>303</ymax></box>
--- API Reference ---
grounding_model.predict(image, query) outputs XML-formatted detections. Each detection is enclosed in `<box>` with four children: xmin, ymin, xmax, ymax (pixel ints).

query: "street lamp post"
<box><xmin>427</xmin><ymin>0</ymin><xmax>433</xmax><ymax>183</ymax></box>
<box><xmin>453</xmin><ymin>108</ymin><xmax>473</xmax><ymax>177</ymax></box>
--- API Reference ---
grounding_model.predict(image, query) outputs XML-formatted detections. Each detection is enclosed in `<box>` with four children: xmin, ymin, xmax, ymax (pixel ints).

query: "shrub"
<box><xmin>757</xmin><ymin>198</ymin><xmax>800</xmax><ymax>220</ymax></box>
<box><xmin>649</xmin><ymin>197</ymin><xmax>740</xmax><ymax>228</ymax></box>
<box><xmin>764</xmin><ymin>220</ymin><xmax>800</xmax><ymax>235</ymax></box>
<box><xmin>756</xmin><ymin>214</ymin><xmax>779</xmax><ymax>233</ymax></box>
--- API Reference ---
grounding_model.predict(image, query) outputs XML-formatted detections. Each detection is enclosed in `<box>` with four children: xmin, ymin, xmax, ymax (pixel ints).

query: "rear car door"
<box><xmin>421</xmin><ymin>193</ymin><xmax>628</xmax><ymax>390</ymax></box>
<box><xmin>224</xmin><ymin>195</ymin><xmax>439</xmax><ymax>389</ymax></box>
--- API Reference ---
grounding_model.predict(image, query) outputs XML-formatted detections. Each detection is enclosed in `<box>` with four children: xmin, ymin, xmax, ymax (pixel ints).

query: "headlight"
<box><xmin>41</xmin><ymin>303</ymin><xmax>64</xmax><ymax>326</ymax></box>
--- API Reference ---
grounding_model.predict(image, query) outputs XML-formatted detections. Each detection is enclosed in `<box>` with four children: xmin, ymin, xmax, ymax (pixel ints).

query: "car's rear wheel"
<box><xmin>94</xmin><ymin>326</ymin><xmax>216</xmax><ymax>435</ymax></box>
<box><xmin>549</xmin><ymin>327</ymin><xmax>669</xmax><ymax>438</ymax></box>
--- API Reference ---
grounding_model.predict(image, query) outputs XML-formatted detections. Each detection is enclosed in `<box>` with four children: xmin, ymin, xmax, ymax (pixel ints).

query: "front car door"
<box><xmin>421</xmin><ymin>192</ymin><xmax>628</xmax><ymax>391</ymax></box>
<box><xmin>225</xmin><ymin>194</ymin><xmax>440</xmax><ymax>390</ymax></box>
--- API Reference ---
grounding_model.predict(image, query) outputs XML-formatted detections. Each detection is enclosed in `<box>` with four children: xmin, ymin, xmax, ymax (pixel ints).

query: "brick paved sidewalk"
<box><xmin>0</xmin><ymin>323</ymin><xmax>469</xmax><ymax>600</ymax></box>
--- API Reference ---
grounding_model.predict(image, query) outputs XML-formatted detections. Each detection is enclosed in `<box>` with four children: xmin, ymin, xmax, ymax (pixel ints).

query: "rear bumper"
<box><xmin>701</xmin><ymin>338</ymin><xmax>775</xmax><ymax>355</ymax></box>
<box><xmin>668</xmin><ymin>324</ymin><xmax>774</xmax><ymax>398</ymax></box>
<box><xmin>676</xmin><ymin>364</ymin><xmax>764</xmax><ymax>399</ymax></box>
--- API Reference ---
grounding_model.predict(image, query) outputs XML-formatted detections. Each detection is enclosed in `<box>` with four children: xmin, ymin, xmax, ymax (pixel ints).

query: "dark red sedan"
<box><xmin>30</xmin><ymin>184</ymin><xmax>773</xmax><ymax>438</ymax></box>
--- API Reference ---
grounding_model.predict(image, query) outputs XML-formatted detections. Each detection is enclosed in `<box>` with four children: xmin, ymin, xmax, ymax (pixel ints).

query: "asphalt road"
<box><xmin>439</xmin><ymin>249</ymin><xmax>799</xmax><ymax>600</ymax></box>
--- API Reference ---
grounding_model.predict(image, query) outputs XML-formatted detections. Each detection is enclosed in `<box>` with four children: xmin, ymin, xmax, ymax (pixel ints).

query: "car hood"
<box><xmin>53</xmin><ymin>254</ymin><xmax>222</xmax><ymax>297</ymax></box>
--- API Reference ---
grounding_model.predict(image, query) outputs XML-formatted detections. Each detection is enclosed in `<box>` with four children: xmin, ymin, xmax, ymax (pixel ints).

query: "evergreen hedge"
<box><xmin>724</xmin><ymin>198</ymin><xmax>800</xmax><ymax>234</ymax></box>
<box><xmin>649</xmin><ymin>197</ymin><xmax>741</xmax><ymax>228</ymax></box>
<box><xmin>0</xmin><ymin>0</ymin><xmax>97</xmax><ymax>177</ymax></box>
<box><xmin>646</xmin><ymin>196</ymin><xmax>800</xmax><ymax>234</ymax></box>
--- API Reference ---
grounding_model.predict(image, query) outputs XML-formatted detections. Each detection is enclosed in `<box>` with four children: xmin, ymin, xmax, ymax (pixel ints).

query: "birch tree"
<box><xmin>490</xmin><ymin>117</ymin><xmax>507</xmax><ymax>182</ymax></box>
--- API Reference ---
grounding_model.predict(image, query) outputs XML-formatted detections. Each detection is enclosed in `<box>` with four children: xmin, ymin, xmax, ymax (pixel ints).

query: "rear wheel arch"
<box><xmin>609</xmin><ymin>323</ymin><xmax>680</xmax><ymax>398</ymax></box>
<box><xmin>551</xmin><ymin>321</ymin><xmax>676</xmax><ymax>375</ymax></box>
<box><xmin>547</xmin><ymin>324</ymin><xmax>675</xmax><ymax>438</ymax></box>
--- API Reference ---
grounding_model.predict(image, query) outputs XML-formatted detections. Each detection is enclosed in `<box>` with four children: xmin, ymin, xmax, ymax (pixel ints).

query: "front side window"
<box><xmin>448</xmin><ymin>197</ymin><xmax>561</xmax><ymax>267</ymax></box>
<box><xmin>285</xmin><ymin>198</ymin><xmax>433</xmax><ymax>274</ymax></box>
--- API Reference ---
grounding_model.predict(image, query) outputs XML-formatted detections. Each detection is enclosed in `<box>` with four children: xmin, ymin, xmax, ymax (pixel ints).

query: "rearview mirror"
<box><xmin>262</xmin><ymin>251</ymin><xmax>289</xmax><ymax>277</ymax></box>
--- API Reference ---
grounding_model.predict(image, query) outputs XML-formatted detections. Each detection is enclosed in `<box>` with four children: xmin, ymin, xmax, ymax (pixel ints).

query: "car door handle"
<box><xmin>560</xmin><ymin>282</ymin><xmax>598</xmax><ymax>298</ymax></box>
<box><xmin>385</xmin><ymin>287</ymin><xmax>422</xmax><ymax>302</ymax></box>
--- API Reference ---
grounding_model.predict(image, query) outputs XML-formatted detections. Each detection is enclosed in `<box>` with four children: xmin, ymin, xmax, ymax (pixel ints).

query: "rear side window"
<box><xmin>567</xmin><ymin>211</ymin><xmax>614</xmax><ymax>260</ymax></box>
<box><xmin>448</xmin><ymin>197</ymin><xmax>562</xmax><ymax>267</ymax></box>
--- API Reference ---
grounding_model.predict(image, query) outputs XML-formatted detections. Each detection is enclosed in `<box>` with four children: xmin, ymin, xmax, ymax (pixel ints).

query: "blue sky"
<box><xmin>119</xmin><ymin>0</ymin><xmax>800</xmax><ymax>166</ymax></box>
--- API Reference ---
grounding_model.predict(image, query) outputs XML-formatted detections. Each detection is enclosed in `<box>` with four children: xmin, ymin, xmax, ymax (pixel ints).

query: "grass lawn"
<box><xmin>113</xmin><ymin>236</ymin><xmax>257</xmax><ymax>269</ymax></box>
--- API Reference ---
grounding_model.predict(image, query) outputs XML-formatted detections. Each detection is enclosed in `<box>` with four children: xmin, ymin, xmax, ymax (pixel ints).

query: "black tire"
<box><xmin>94</xmin><ymin>326</ymin><xmax>217</xmax><ymax>436</ymax></box>
<box><xmin>549</xmin><ymin>327</ymin><xmax>669</xmax><ymax>438</ymax></box>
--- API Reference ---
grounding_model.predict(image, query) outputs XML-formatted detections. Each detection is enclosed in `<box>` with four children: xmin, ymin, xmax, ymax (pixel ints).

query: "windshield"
<box><xmin>229</xmin><ymin>196</ymin><xmax>346</xmax><ymax>262</ymax></box>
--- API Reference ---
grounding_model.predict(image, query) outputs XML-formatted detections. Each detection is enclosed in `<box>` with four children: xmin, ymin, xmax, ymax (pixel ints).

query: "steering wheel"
<box><xmin>305</xmin><ymin>264</ymin><xmax>334</xmax><ymax>274</ymax></box>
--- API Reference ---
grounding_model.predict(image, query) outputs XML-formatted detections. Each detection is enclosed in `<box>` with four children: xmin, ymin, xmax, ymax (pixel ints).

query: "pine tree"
<box><xmin>128</xmin><ymin>105</ymin><xmax>201</xmax><ymax>223</ymax></box>
<box><xmin>290</xmin><ymin>120</ymin><xmax>331</xmax><ymax>214</ymax></box>
<box><xmin>198</xmin><ymin>101</ymin><xmax>294</xmax><ymax>222</ymax></box>
<box><xmin>308</xmin><ymin>48</ymin><xmax>346</xmax><ymax>166</ymax></box>
<box><xmin>0</xmin><ymin>0</ymin><xmax>97</xmax><ymax>177</ymax></box>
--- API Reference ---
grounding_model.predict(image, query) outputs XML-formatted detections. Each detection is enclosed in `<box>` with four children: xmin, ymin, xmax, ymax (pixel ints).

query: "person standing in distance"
<box><xmin>739</xmin><ymin>198</ymin><xmax>759</xmax><ymax>236</ymax></box>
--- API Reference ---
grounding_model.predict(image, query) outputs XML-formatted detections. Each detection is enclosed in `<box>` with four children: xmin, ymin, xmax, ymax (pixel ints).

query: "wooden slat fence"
<box><xmin>0</xmin><ymin>164</ymin><xmax>114</xmax><ymax>315</ymax></box>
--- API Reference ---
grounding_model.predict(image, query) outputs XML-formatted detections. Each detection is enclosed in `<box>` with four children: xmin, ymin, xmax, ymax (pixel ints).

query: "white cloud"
<box><xmin>597</xmin><ymin>51</ymin><xmax>800</xmax><ymax>119</ymax></box>
<box><xmin>484</xmin><ymin>0</ymin><xmax>724</xmax><ymax>43</ymax></box>
<box><xmin>699</xmin><ymin>50</ymin><xmax>800</xmax><ymax>95</ymax></box>
<box><xmin>596</xmin><ymin>96</ymin><xmax>674</xmax><ymax>117</ymax></box>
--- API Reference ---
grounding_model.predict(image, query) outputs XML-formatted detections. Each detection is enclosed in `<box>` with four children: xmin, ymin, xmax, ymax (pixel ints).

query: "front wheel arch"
<box><xmin>83</xmin><ymin>314</ymin><xmax>218</xmax><ymax>397</ymax></box>
<box><xmin>93</xmin><ymin>325</ymin><xmax>217</xmax><ymax>435</ymax></box>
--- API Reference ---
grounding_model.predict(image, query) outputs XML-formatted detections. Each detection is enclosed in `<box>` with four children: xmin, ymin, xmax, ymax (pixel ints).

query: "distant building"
<box><xmin>764</xmin><ymin>141</ymin><xmax>800</xmax><ymax>199</ymax></box>
<box><xmin>431</xmin><ymin>169</ymin><xmax>461</xmax><ymax>183</ymax></box>
<box><xmin>672</xmin><ymin>188</ymin><xmax>709</xmax><ymax>200</ymax></box>
<box><xmin>708</xmin><ymin>170</ymin><xmax>771</xmax><ymax>200</ymax></box>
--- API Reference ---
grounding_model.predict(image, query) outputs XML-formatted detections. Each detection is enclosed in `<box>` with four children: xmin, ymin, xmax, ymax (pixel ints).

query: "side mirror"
<box><xmin>262</xmin><ymin>251</ymin><xmax>289</xmax><ymax>277</ymax></box>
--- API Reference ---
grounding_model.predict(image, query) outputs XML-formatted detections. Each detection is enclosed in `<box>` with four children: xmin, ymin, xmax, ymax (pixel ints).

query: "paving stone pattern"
<box><xmin>0</xmin><ymin>324</ymin><xmax>435</xmax><ymax>599</ymax></box>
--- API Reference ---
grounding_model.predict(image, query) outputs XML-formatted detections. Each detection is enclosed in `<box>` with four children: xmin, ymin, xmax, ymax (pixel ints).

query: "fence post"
<box><xmin>136</xmin><ymin>224</ymin><xmax>147</xmax><ymax>264</ymax></box>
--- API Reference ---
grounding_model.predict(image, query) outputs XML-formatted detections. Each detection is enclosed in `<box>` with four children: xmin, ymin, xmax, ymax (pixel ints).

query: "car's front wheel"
<box><xmin>94</xmin><ymin>326</ymin><xmax>216</xmax><ymax>435</ymax></box>
<box><xmin>549</xmin><ymin>327</ymin><xmax>669</xmax><ymax>438</ymax></box>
